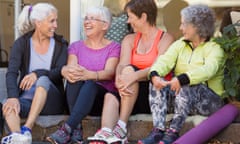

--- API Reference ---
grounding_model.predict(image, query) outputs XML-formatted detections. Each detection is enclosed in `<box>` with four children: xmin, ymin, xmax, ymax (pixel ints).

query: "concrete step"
<box><xmin>12</xmin><ymin>113</ymin><xmax>240</xmax><ymax>144</ymax></box>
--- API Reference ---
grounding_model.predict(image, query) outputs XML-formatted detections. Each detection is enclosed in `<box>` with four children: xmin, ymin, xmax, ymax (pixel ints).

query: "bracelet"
<box><xmin>96</xmin><ymin>71</ymin><xmax>99</xmax><ymax>81</ymax></box>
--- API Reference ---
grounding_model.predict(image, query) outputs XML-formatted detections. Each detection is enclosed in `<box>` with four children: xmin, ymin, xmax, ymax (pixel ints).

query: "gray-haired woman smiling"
<box><xmin>46</xmin><ymin>6</ymin><xmax>120</xmax><ymax>144</ymax></box>
<box><xmin>1</xmin><ymin>2</ymin><xmax>68</xmax><ymax>144</ymax></box>
<box><xmin>140</xmin><ymin>5</ymin><xmax>225</xmax><ymax>144</ymax></box>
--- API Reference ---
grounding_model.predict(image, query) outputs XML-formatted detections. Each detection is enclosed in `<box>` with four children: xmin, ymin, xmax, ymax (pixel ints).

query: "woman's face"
<box><xmin>83</xmin><ymin>13</ymin><xmax>107</xmax><ymax>37</ymax></box>
<box><xmin>126</xmin><ymin>9</ymin><xmax>142</xmax><ymax>32</ymax></box>
<box><xmin>180</xmin><ymin>17</ymin><xmax>198</xmax><ymax>41</ymax></box>
<box><xmin>37</xmin><ymin>12</ymin><xmax>58</xmax><ymax>38</ymax></box>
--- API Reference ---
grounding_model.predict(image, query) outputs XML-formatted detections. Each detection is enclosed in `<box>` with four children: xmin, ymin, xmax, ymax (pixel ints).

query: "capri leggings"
<box><xmin>149</xmin><ymin>83</ymin><xmax>224</xmax><ymax>131</ymax></box>
<box><xmin>19</xmin><ymin>76</ymin><xmax>64</xmax><ymax>118</ymax></box>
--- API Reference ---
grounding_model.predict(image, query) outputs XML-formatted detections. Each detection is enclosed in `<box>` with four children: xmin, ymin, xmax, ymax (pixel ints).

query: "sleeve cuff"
<box><xmin>149</xmin><ymin>71</ymin><xmax>159</xmax><ymax>82</ymax></box>
<box><xmin>177</xmin><ymin>73</ymin><xmax>190</xmax><ymax>86</ymax></box>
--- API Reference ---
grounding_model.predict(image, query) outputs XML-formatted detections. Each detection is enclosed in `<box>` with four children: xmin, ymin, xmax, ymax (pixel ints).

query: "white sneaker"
<box><xmin>112</xmin><ymin>124</ymin><xmax>128</xmax><ymax>144</ymax></box>
<box><xmin>87</xmin><ymin>129</ymin><xmax>122</xmax><ymax>144</ymax></box>
<box><xmin>1</xmin><ymin>132</ymin><xmax>29</xmax><ymax>144</ymax></box>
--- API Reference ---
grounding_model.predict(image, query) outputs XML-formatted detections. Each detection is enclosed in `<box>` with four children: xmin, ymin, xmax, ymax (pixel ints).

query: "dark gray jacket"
<box><xmin>6</xmin><ymin>31</ymin><xmax>68</xmax><ymax>98</ymax></box>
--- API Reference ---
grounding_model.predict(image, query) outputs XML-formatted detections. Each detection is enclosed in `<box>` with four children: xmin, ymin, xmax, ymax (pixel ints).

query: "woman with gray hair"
<box><xmin>139</xmin><ymin>5</ymin><xmax>225</xmax><ymax>144</ymax></box>
<box><xmin>1</xmin><ymin>2</ymin><xmax>68</xmax><ymax>144</ymax></box>
<box><xmin>46</xmin><ymin>6</ymin><xmax>121</xmax><ymax>144</ymax></box>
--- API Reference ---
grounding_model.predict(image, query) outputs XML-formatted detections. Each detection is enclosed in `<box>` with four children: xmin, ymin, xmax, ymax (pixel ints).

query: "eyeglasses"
<box><xmin>84</xmin><ymin>16</ymin><xmax>106</xmax><ymax>23</ymax></box>
<box><xmin>180</xmin><ymin>21</ymin><xmax>189</xmax><ymax>27</ymax></box>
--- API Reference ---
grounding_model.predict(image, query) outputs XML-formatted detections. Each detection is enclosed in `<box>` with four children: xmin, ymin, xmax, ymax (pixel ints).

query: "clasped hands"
<box><xmin>62</xmin><ymin>64</ymin><xmax>88</xmax><ymax>83</ymax></box>
<box><xmin>115</xmin><ymin>73</ymin><xmax>137</xmax><ymax>97</ymax></box>
<box><xmin>152</xmin><ymin>76</ymin><xmax>181</xmax><ymax>95</ymax></box>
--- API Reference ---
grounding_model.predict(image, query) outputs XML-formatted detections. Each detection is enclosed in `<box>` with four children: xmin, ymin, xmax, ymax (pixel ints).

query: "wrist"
<box><xmin>149</xmin><ymin>71</ymin><xmax>159</xmax><ymax>83</ymax></box>
<box><xmin>95</xmin><ymin>71</ymin><xmax>99</xmax><ymax>81</ymax></box>
<box><xmin>61</xmin><ymin>66</ymin><xmax>67</xmax><ymax>77</ymax></box>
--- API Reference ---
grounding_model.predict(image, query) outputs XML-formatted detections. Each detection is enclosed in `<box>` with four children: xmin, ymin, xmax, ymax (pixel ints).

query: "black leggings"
<box><xmin>65</xmin><ymin>80</ymin><xmax>107</xmax><ymax>130</ymax></box>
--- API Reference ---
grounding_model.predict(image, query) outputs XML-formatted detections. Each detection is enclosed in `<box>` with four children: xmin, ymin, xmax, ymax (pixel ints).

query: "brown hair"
<box><xmin>124</xmin><ymin>0</ymin><xmax>157</xmax><ymax>26</ymax></box>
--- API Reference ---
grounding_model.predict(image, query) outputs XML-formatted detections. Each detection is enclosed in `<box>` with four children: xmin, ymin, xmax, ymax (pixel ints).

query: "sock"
<box><xmin>117</xmin><ymin>120</ymin><xmax>127</xmax><ymax>132</ymax></box>
<box><xmin>21</xmin><ymin>126</ymin><xmax>32</xmax><ymax>134</ymax></box>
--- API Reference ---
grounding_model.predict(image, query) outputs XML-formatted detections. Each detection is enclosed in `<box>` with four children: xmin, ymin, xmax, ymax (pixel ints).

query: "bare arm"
<box><xmin>116</xmin><ymin>34</ymin><xmax>135</xmax><ymax>76</ymax></box>
<box><xmin>98</xmin><ymin>57</ymin><xmax>119</xmax><ymax>81</ymax></box>
<box><xmin>62</xmin><ymin>51</ymin><xmax>119</xmax><ymax>83</ymax></box>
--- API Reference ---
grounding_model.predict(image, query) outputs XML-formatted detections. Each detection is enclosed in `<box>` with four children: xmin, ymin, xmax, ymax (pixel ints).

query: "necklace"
<box><xmin>137</xmin><ymin>38</ymin><xmax>154</xmax><ymax>54</ymax></box>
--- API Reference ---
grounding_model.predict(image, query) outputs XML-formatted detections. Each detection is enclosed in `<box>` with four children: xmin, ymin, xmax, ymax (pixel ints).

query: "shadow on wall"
<box><xmin>163</xmin><ymin>0</ymin><xmax>188</xmax><ymax>39</ymax></box>
<box><xmin>104</xmin><ymin>0</ymin><xmax>129</xmax><ymax>16</ymax></box>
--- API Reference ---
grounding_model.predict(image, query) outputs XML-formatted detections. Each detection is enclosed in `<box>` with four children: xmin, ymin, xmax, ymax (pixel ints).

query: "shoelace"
<box><xmin>149</xmin><ymin>128</ymin><xmax>160</xmax><ymax>136</ymax></box>
<box><xmin>73</xmin><ymin>127</ymin><xmax>82</xmax><ymax>137</ymax></box>
<box><xmin>57</xmin><ymin>125</ymin><xmax>69</xmax><ymax>137</ymax></box>
<box><xmin>163</xmin><ymin>129</ymin><xmax>178</xmax><ymax>141</ymax></box>
<box><xmin>73</xmin><ymin>130</ymin><xmax>80</xmax><ymax>138</ymax></box>
<box><xmin>97</xmin><ymin>130</ymin><xmax>113</xmax><ymax>138</ymax></box>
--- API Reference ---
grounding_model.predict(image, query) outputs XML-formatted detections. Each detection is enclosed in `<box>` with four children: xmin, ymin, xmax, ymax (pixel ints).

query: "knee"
<box><xmin>36</xmin><ymin>76</ymin><xmax>51</xmax><ymax>91</ymax></box>
<box><xmin>104</xmin><ymin>93</ymin><xmax>119</xmax><ymax>107</ymax></box>
<box><xmin>1</xmin><ymin>105</ymin><xmax>16</xmax><ymax>117</ymax></box>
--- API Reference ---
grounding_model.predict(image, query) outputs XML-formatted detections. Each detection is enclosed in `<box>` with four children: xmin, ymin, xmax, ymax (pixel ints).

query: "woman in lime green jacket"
<box><xmin>139</xmin><ymin>5</ymin><xmax>225</xmax><ymax>144</ymax></box>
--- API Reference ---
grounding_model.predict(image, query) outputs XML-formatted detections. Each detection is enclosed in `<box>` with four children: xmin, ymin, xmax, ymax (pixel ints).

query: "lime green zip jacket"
<box><xmin>149</xmin><ymin>38</ymin><xmax>225</xmax><ymax>96</ymax></box>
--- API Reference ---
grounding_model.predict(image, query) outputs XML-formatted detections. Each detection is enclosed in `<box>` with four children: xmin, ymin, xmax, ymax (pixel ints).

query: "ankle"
<box><xmin>117</xmin><ymin>120</ymin><xmax>127</xmax><ymax>129</ymax></box>
<box><xmin>21</xmin><ymin>126</ymin><xmax>32</xmax><ymax>134</ymax></box>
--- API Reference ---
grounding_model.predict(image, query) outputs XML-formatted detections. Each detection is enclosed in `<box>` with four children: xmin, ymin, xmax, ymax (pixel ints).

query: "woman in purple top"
<box><xmin>46</xmin><ymin>6</ymin><xmax>121</xmax><ymax>144</ymax></box>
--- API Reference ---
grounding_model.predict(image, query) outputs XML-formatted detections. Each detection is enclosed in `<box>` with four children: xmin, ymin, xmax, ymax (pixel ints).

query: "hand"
<box><xmin>115</xmin><ymin>73</ymin><xmax>135</xmax><ymax>97</ymax></box>
<box><xmin>62</xmin><ymin>65</ymin><xmax>83</xmax><ymax>83</ymax></box>
<box><xmin>77</xmin><ymin>66</ymin><xmax>89</xmax><ymax>81</ymax></box>
<box><xmin>167</xmin><ymin>77</ymin><xmax>181</xmax><ymax>95</ymax></box>
<box><xmin>151</xmin><ymin>76</ymin><xmax>168</xmax><ymax>90</ymax></box>
<box><xmin>19</xmin><ymin>72</ymin><xmax>37</xmax><ymax>90</ymax></box>
<box><xmin>2</xmin><ymin>98</ymin><xmax>20</xmax><ymax>116</ymax></box>
<box><xmin>116</xmin><ymin>72</ymin><xmax>137</xmax><ymax>90</ymax></box>
<box><xmin>119</xmin><ymin>86</ymin><xmax>134</xmax><ymax>97</ymax></box>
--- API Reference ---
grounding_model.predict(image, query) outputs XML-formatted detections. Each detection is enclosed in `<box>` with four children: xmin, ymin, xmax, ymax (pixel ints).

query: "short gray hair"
<box><xmin>17</xmin><ymin>3</ymin><xmax>57</xmax><ymax>35</ymax></box>
<box><xmin>181</xmin><ymin>5</ymin><xmax>215</xmax><ymax>40</ymax></box>
<box><xmin>86</xmin><ymin>6</ymin><xmax>112</xmax><ymax>29</ymax></box>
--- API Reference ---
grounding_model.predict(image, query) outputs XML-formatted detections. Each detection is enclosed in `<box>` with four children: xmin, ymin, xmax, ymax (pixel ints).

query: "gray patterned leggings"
<box><xmin>149</xmin><ymin>83</ymin><xmax>223</xmax><ymax>132</ymax></box>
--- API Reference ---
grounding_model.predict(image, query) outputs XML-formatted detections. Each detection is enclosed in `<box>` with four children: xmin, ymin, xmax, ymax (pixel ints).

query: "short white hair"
<box><xmin>86</xmin><ymin>6</ymin><xmax>112</xmax><ymax>28</ymax></box>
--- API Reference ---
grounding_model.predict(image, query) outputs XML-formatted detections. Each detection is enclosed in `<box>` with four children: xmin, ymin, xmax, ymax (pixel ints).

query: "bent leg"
<box><xmin>3</xmin><ymin>97</ymin><xmax>32</xmax><ymax>133</ymax></box>
<box><xmin>170</xmin><ymin>84</ymin><xmax>223</xmax><ymax>131</ymax></box>
<box><xmin>3</xmin><ymin>107</ymin><xmax>21</xmax><ymax>133</ymax></box>
<box><xmin>101</xmin><ymin>92</ymin><xmax>120</xmax><ymax>130</ymax></box>
<box><xmin>149</xmin><ymin>84</ymin><xmax>171</xmax><ymax>130</ymax></box>
<box><xmin>194</xmin><ymin>84</ymin><xmax>223</xmax><ymax>116</ymax></box>
<box><xmin>25</xmin><ymin>76</ymin><xmax>55</xmax><ymax>129</ymax></box>
<box><xmin>66</xmin><ymin>81</ymin><xmax>83</xmax><ymax>113</ymax></box>
<box><xmin>119</xmin><ymin>66</ymin><xmax>139</xmax><ymax>123</ymax></box>
<box><xmin>66</xmin><ymin>80</ymin><xmax>100</xmax><ymax>129</ymax></box>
